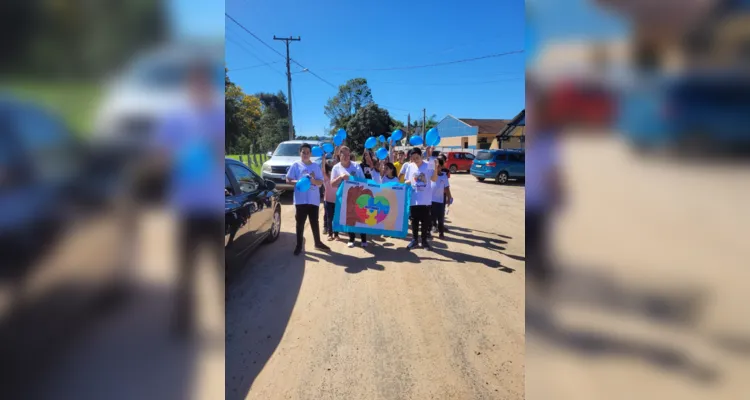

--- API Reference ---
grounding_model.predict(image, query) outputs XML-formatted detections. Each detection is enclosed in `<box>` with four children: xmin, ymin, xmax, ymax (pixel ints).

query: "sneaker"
<box><xmin>439</xmin><ymin>233</ymin><xmax>445</xmax><ymax>239</ymax></box>
<box><xmin>347</xmin><ymin>242</ymin><xmax>355</xmax><ymax>248</ymax></box>
<box><xmin>362</xmin><ymin>242</ymin><xmax>368</xmax><ymax>248</ymax></box>
<box><xmin>323</xmin><ymin>228</ymin><xmax>329</xmax><ymax>235</ymax></box>
<box><xmin>422</xmin><ymin>241</ymin><xmax>432</xmax><ymax>250</ymax></box>
<box><xmin>406</xmin><ymin>240</ymin><xmax>418</xmax><ymax>250</ymax></box>
<box><xmin>293</xmin><ymin>246</ymin><xmax>302</xmax><ymax>256</ymax></box>
<box><xmin>315</xmin><ymin>242</ymin><xmax>331</xmax><ymax>251</ymax></box>
<box><xmin>327</xmin><ymin>235</ymin><xmax>335</xmax><ymax>242</ymax></box>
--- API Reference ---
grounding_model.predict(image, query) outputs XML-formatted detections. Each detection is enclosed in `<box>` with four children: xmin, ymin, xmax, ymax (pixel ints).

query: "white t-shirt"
<box><xmin>402</xmin><ymin>161</ymin><xmax>434</xmax><ymax>206</ymax></box>
<box><xmin>380</xmin><ymin>175</ymin><xmax>400</xmax><ymax>184</ymax></box>
<box><xmin>431</xmin><ymin>173</ymin><xmax>450</xmax><ymax>203</ymax></box>
<box><xmin>286</xmin><ymin>160</ymin><xmax>323</xmax><ymax>206</ymax></box>
<box><xmin>331</xmin><ymin>161</ymin><xmax>364</xmax><ymax>184</ymax></box>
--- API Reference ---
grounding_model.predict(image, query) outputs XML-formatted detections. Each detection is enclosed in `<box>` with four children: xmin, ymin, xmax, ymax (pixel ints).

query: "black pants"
<box><xmin>349</xmin><ymin>233</ymin><xmax>367</xmax><ymax>243</ymax></box>
<box><xmin>175</xmin><ymin>214</ymin><xmax>223</xmax><ymax>335</ymax></box>
<box><xmin>431</xmin><ymin>202</ymin><xmax>445</xmax><ymax>234</ymax></box>
<box><xmin>295</xmin><ymin>204</ymin><xmax>322</xmax><ymax>248</ymax></box>
<box><xmin>410</xmin><ymin>205</ymin><xmax>431</xmax><ymax>242</ymax></box>
<box><xmin>526</xmin><ymin>211</ymin><xmax>552</xmax><ymax>284</ymax></box>
<box><xmin>325</xmin><ymin>201</ymin><xmax>336</xmax><ymax>235</ymax></box>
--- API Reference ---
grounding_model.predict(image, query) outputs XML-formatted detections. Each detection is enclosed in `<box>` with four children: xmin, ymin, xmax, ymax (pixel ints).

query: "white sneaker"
<box><xmin>347</xmin><ymin>242</ymin><xmax>355</xmax><ymax>248</ymax></box>
<box><xmin>362</xmin><ymin>242</ymin><xmax>368</xmax><ymax>248</ymax></box>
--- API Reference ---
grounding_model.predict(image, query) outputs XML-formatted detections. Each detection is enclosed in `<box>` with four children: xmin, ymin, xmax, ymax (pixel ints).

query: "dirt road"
<box><xmin>226</xmin><ymin>174</ymin><xmax>526</xmax><ymax>400</ymax></box>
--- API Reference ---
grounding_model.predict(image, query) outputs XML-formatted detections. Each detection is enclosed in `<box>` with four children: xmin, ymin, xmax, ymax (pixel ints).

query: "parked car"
<box><xmin>619</xmin><ymin>71</ymin><xmax>750</xmax><ymax>152</ymax></box>
<box><xmin>225</xmin><ymin>158</ymin><xmax>282</xmax><ymax>270</ymax></box>
<box><xmin>443</xmin><ymin>151</ymin><xmax>476</xmax><ymax>173</ymax></box>
<box><xmin>261</xmin><ymin>140</ymin><xmax>328</xmax><ymax>192</ymax></box>
<box><xmin>470</xmin><ymin>149</ymin><xmax>525</xmax><ymax>184</ymax></box>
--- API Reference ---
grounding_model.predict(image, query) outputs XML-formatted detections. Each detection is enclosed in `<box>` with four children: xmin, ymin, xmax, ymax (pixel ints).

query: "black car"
<box><xmin>225</xmin><ymin>158</ymin><xmax>282</xmax><ymax>270</ymax></box>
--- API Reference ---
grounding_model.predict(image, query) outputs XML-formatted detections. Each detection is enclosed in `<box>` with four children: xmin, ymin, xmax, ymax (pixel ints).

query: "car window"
<box><xmin>465</xmin><ymin>153</ymin><xmax>475</xmax><ymax>160</ymax></box>
<box><xmin>495</xmin><ymin>153</ymin><xmax>508</xmax><ymax>161</ymax></box>
<box><xmin>225</xmin><ymin>172</ymin><xmax>233</xmax><ymax>192</ymax></box>
<box><xmin>509</xmin><ymin>153</ymin><xmax>523</xmax><ymax>162</ymax></box>
<box><xmin>228</xmin><ymin>163</ymin><xmax>261</xmax><ymax>193</ymax></box>
<box><xmin>476</xmin><ymin>152</ymin><xmax>493</xmax><ymax>161</ymax></box>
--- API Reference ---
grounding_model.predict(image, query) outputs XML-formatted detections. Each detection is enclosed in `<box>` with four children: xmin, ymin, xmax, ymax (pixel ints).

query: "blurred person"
<box><xmin>285</xmin><ymin>143</ymin><xmax>331</xmax><ymax>256</ymax></box>
<box><xmin>400</xmin><ymin>147</ymin><xmax>439</xmax><ymax>250</ymax></box>
<box><xmin>330</xmin><ymin>146</ymin><xmax>367</xmax><ymax>247</ymax></box>
<box><xmin>379</xmin><ymin>162</ymin><xmax>400</xmax><ymax>184</ymax></box>
<box><xmin>525</xmin><ymin>81</ymin><xmax>563</xmax><ymax>292</ymax></box>
<box><xmin>394</xmin><ymin>151</ymin><xmax>406</xmax><ymax>183</ymax></box>
<box><xmin>151</xmin><ymin>60</ymin><xmax>223</xmax><ymax>338</ymax></box>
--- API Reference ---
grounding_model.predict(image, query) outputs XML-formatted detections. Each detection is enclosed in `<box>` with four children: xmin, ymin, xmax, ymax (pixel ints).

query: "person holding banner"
<box><xmin>286</xmin><ymin>143</ymin><xmax>331</xmax><ymax>256</ymax></box>
<box><xmin>331</xmin><ymin>146</ymin><xmax>368</xmax><ymax>248</ymax></box>
<box><xmin>322</xmin><ymin>161</ymin><xmax>339</xmax><ymax>242</ymax></box>
<box><xmin>399</xmin><ymin>147</ymin><xmax>439</xmax><ymax>250</ymax></box>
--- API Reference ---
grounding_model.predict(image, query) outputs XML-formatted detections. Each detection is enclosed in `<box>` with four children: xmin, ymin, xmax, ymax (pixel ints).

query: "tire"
<box><xmin>449</xmin><ymin>165</ymin><xmax>457</xmax><ymax>174</ymax></box>
<box><xmin>264</xmin><ymin>206</ymin><xmax>281</xmax><ymax>244</ymax></box>
<box><xmin>476</xmin><ymin>177</ymin><xmax>485</xmax><ymax>182</ymax></box>
<box><xmin>496</xmin><ymin>171</ymin><xmax>509</xmax><ymax>184</ymax></box>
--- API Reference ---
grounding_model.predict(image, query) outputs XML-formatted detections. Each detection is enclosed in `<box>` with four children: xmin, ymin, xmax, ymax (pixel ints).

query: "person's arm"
<box><xmin>309</xmin><ymin>165</ymin><xmax>324</xmax><ymax>186</ymax></box>
<box><xmin>431</xmin><ymin>160</ymin><xmax>439</xmax><ymax>182</ymax></box>
<box><xmin>285</xmin><ymin>164</ymin><xmax>298</xmax><ymax>184</ymax></box>
<box><xmin>445</xmin><ymin>185</ymin><xmax>452</xmax><ymax>204</ymax></box>
<box><xmin>331</xmin><ymin>167</ymin><xmax>349</xmax><ymax>188</ymax></box>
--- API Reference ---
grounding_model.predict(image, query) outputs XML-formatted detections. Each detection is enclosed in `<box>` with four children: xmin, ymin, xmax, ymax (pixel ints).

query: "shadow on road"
<box><xmin>448</xmin><ymin>225</ymin><xmax>513</xmax><ymax>240</ymax></box>
<box><xmin>225</xmin><ymin>232</ymin><xmax>305</xmax><ymax>400</ymax></box>
<box><xmin>429</xmin><ymin>246</ymin><xmax>514</xmax><ymax>273</ymax></box>
<box><xmin>305</xmin><ymin>241</ymin><xmax>441</xmax><ymax>273</ymax></box>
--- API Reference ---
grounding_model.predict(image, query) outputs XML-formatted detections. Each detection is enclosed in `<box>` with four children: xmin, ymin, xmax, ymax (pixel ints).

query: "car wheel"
<box><xmin>476</xmin><ymin>177</ymin><xmax>485</xmax><ymax>182</ymax></box>
<box><xmin>264</xmin><ymin>207</ymin><xmax>281</xmax><ymax>244</ymax></box>
<box><xmin>496</xmin><ymin>171</ymin><xmax>509</xmax><ymax>184</ymax></box>
<box><xmin>449</xmin><ymin>165</ymin><xmax>457</xmax><ymax>174</ymax></box>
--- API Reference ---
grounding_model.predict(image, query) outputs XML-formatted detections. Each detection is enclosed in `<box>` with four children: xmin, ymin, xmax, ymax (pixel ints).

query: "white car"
<box><xmin>92</xmin><ymin>42</ymin><xmax>223</xmax><ymax>149</ymax></box>
<box><xmin>261</xmin><ymin>140</ymin><xmax>332</xmax><ymax>191</ymax></box>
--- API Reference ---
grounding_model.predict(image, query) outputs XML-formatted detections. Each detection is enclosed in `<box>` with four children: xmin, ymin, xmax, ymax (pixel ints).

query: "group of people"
<box><xmin>285</xmin><ymin>142</ymin><xmax>454</xmax><ymax>256</ymax></box>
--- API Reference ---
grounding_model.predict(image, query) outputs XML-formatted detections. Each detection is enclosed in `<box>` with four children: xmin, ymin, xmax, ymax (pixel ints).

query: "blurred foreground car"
<box><xmin>0</xmin><ymin>97</ymin><xmax>113</xmax><ymax>266</ymax></box>
<box><xmin>471</xmin><ymin>149</ymin><xmax>525</xmax><ymax>184</ymax></box>
<box><xmin>619</xmin><ymin>72</ymin><xmax>750</xmax><ymax>152</ymax></box>
<box><xmin>225</xmin><ymin>158</ymin><xmax>281</xmax><ymax>270</ymax></box>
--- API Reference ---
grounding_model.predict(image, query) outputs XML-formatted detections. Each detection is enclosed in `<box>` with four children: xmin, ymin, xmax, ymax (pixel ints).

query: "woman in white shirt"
<box><xmin>330</xmin><ymin>146</ymin><xmax>368</xmax><ymax>248</ymax></box>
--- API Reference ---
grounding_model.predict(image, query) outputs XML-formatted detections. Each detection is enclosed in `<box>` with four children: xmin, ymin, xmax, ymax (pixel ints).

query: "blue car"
<box><xmin>619</xmin><ymin>72</ymin><xmax>750</xmax><ymax>152</ymax></box>
<box><xmin>470</xmin><ymin>149</ymin><xmax>525</xmax><ymax>184</ymax></box>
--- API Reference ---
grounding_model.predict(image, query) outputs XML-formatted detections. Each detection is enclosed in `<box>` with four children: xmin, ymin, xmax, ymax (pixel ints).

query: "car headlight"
<box><xmin>262</xmin><ymin>163</ymin><xmax>271</xmax><ymax>173</ymax></box>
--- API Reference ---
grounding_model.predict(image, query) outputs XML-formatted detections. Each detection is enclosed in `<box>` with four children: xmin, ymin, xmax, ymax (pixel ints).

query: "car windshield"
<box><xmin>274</xmin><ymin>143</ymin><xmax>308</xmax><ymax>156</ymax></box>
<box><xmin>476</xmin><ymin>152</ymin><xmax>494</xmax><ymax>161</ymax></box>
<box><xmin>125</xmin><ymin>56</ymin><xmax>222</xmax><ymax>89</ymax></box>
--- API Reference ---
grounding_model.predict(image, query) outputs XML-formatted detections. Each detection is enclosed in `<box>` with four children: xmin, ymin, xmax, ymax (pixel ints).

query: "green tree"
<box><xmin>346</xmin><ymin>103</ymin><xmax>394</xmax><ymax>152</ymax></box>
<box><xmin>324</xmin><ymin>78</ymin><xmax>373</xmax><ymax>133</ymax></box>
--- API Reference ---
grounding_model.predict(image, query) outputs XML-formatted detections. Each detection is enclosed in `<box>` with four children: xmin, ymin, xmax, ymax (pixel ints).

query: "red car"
<box><xmin>443</xmin><ymin>152</ymin><xmax>476</xmax><ymax>174</ymax></box>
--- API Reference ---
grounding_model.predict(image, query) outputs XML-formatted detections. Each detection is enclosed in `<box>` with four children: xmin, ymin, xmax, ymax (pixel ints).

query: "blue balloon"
<box><xmin>365</xmin><ymin>136</ymin><xmax>377</xmax><ymax>149</ymax></box>
<box><xmin>333</xmin><ymin>134</ymin><xmax>344</xmax><ymax>146</ymax></box>
<box><xmin>425</xmin><ymin>128</ymin><xmax>441</xmax><ymax>147</ymax></box>
<box><xmin>296</xmin><ymin>176</ymin><xmax>311</xmax><ymax>192</ymax></box>
<box><xmin>322</xmin><ymin>142</ymin><xmax>334</xmax><ymax>153</ymax></box>
<box><xmin>409</xmin><ymin>135</ymin><xmax>423</xmax><ymax>146</ymax></box>
<box><xmin>337</xmin><ymin>128</ymin><xmax>347</xmax><ymax>138</ymax></box>
<box><xmin>391</xmin><ymin>129</ymin><xmax>403</xmax><ymax>142</ymax></box>
<box><xmin>379</xmin><ymin>135</ymin><xmax>385</xmax><ymax>143</ymax></box>
<box><xmin>311</xmin><ymin>146</ymin><xmax>323</xmax><ymax>157</ymax></box>
<box><xmin>376</xmin><ymin>147</ymin><xmax>389</xmax><ymax>160</ymax></box>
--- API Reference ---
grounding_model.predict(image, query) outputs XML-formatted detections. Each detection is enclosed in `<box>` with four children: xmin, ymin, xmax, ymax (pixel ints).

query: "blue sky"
<box><xmin>225</xmin><ymin>0</ymin><xmax>526</xmax><ymax>137</ymax></box>
<box><xmin>170</xmin><ymin>0</ymin><xmax>225</xmax><ymax>38</ymax></box>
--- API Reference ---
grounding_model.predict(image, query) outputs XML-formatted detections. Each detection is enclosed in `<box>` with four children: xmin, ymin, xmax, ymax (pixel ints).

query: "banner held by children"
<box><xmin>333</xmin><ymin>176</ymin><xmax>411</xmax><ymax>238</ymax></box>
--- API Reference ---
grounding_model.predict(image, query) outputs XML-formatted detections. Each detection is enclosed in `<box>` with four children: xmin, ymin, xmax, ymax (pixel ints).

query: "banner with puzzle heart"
<box><xmin>332</xmin><ymin>177</ymin><xmax>412</xmax><ymax>238</ymax></box>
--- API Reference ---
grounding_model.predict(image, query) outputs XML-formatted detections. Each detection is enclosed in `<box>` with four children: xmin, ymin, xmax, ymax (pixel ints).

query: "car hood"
<box><xmin>265</xmin><ymin>156</ymin><xmax>323</xmax><ymax>167</ymax></box>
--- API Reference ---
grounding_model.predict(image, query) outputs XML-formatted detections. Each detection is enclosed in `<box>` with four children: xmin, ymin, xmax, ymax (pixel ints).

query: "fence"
<box><xmin>226</xmin><ymin>154</ymin><xmax>269</xmax><ymax>173</ymax></box>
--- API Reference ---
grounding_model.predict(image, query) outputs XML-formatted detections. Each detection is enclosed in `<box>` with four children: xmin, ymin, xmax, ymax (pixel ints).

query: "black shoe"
<box><xmin>315</xmin><ymin>242</ymin><xmax>331</xmax><ymax>251</ymax></box>
<box><xmin>407</xmin><ymin>240</ymin><xmax>418</xmax><ymax>250</ymax></box>
<box><xmin>439</xmin><ymin>233</ymin><xmax>445</xmax><ymax>239</ymax></box>
<box><xmin>293</xmin><ymin>246</ymin><xmax>302</xmax><ymax>256</ymax></box>
<box><xmin>422</xmin><ymin>241</ymin><xmax>432</xmax><ymax>250</ymax></box>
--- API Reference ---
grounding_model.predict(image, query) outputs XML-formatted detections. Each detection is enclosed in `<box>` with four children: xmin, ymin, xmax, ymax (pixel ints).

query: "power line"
<box><xmin>226</xmin><ymin>13</ymin><xmax>338</xmax><ymax>89</ymax></box>
<box><xmin>367</xmin><ymin>76</ymin><xmax>524</xmax><ymax>87</ymax></box>
<box><xmin>227</xmin><ymin>61</ymin><xmax>283</xmax><ymax>72</ymax></box>
<box><xmin>319</xmin><ymin>50</ymin><xmax>525</xmax><ymax>72</ymax></box>
<box><xmin>226</xmin><ymin>35</ymin><xmax>286</xmax><ymax>77</ymax></box>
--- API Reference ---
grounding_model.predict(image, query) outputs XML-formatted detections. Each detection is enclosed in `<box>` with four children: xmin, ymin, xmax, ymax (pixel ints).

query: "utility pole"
<box><xmin>407</xmin><ymin>113</ymin><xmax>411</xmax><ymax>135</ymax></box>
<box><xmin>422</xmin><ymin>108</ymin><xmax>427</xmax><ymax>141</ymax></box>
<box><xmin>274</xmin><ymin>35</ymin><xmax>301</xmax><ymax>140</ymax></box>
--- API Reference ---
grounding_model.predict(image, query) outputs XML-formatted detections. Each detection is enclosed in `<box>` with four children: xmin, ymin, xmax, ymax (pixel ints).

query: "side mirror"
<box><xmin>266</xmin><ymin>151</ymin><xmax>273</xmax><ymax>157</ymax></box>
<box><xmin>264</xmin><ymin>180</ymin><xmax>276</xmax><ymax>191</ymax></box>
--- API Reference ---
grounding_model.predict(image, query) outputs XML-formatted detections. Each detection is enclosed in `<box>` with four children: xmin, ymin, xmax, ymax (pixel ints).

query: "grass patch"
<box><xmin>227</xmin><ymin>153</ymin><xmax>269</xmax><ymax>175</ymax></box>
<box><xmin>5</xmin><ymin>81</ymin><xmax>102</xmax><ymax>136</ymax></box>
